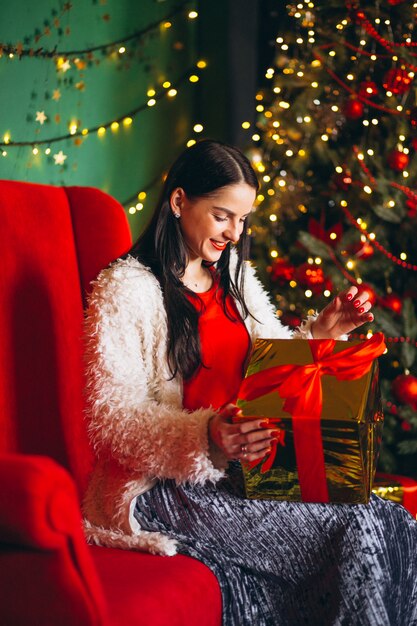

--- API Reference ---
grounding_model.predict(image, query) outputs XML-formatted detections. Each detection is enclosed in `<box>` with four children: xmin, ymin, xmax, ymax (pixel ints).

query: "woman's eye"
<box><xmin>214</xmin><ymin>215</ymin><xmax>227</xmax><ymax>222</ymax></box>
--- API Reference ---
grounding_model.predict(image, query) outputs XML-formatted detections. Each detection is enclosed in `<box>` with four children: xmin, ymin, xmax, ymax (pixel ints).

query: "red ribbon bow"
<box><xmin>238</xmin><ymin>333</ymin><xmax>386</xmax><ymax>502</ymax></box>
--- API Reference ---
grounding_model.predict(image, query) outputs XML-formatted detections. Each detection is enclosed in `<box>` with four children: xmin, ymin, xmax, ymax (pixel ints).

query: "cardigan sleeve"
<box><xmin>84</xmin><ymin>260</ymin><xmax>225</xmax><ymax>485</ymax></box>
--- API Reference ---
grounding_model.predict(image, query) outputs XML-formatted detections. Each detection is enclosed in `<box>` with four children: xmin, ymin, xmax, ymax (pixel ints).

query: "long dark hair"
<box><xmin>128</xmin><ymin>139</ymin><xmax>259</xmax><ymax>380</ymax></box>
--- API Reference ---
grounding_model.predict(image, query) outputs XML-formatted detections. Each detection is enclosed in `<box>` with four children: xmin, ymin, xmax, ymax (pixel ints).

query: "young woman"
<box><xmin>83</xmin><ymin>139</ymin><xmax>417</xmax><ymax>626</ymax></box>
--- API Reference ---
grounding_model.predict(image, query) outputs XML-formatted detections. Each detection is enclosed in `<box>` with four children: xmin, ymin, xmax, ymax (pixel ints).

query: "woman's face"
<box><xmin>170</xmin><ymin>183</ymin><xmax>257</xmax><ymax>263</ymax></box>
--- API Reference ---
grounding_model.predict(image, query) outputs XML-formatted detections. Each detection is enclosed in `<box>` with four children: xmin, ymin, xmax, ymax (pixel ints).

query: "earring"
<box><xmin>173</xmin><ymin>212</ymin><xmax>180</xmax><ymax>219</ymax></box>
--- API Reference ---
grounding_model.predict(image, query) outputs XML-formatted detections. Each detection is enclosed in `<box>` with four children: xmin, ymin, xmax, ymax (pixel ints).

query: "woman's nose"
<box><xmin>224</xmin><ymin>221</ymin><xmax>241</xmax><ymax>242</ymax></box>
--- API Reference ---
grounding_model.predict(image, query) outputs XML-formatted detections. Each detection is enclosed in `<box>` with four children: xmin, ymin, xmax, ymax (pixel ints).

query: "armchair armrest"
<box><xmin>0</xmin><ymin>453</ymin><xmax>108</xmax><ymax>626</ymax></box>
<box><xmin>0</xmin><ymin>453</ymin><xmax>84</xmax><ymax>548</ymax></box>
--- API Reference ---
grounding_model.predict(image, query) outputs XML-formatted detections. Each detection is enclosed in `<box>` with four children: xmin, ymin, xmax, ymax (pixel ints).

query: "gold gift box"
<box><xmin>236</xmin><ymin>338</ymin><xmax>383</xmax><ymax>504</ymax></box>
<box><xmin>372</xmin><ymin>473</ymin><xmax>417</xmax><ymax>519</ymax></box>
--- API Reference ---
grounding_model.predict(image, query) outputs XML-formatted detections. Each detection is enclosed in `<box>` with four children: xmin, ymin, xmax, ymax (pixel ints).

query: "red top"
<box><xmin>182</xmin><ymin>274</ymin><xmax>251</xmax><ymax>411</ymax></box>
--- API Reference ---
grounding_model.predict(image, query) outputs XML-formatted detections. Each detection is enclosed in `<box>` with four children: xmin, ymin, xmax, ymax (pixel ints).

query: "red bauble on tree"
<box><xmin>392</xmin><ymin>374</ymin><xmax>417</xmax><ymax>409</ymax></box>
<box><xmin>269</xmin><ymin>257</ymin><xmax>295</xmax><ymax>285</ymax></box>
<box><xmin>358</xmin><ymin>80</ymin><xmax>378</xmax><ymax>99</ymax></box>
<box><xmin>383</xmin><ymin>68</ymin><xmax>413</xmax><ymax>95</ymax></box>
<box><xmin>387</xmin><ymin>149</ymin><xmax>409</xmax><ymax>172</ymax></box>
<box><xmin>343</xmin><ymin>99</ymin><xmax>364</xmax><ymax>120</ymax></box>
<box><xmin>387</xmin><ymin>0</ymin><xmax>407</xmax><ymax>5</ymax></box>
<box><xmin>379</xmin><ymin>293</ymin><xmax>403</xmax><ymax>314</ymax></box>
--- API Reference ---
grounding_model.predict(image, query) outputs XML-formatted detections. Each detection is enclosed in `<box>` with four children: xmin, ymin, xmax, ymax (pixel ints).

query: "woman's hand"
<box><xmin>208</xmin><ymin>404</ymin><xmax>279</xmax><ymax>462</ymax></box>
<box><xmin>312</xmin><ymin>285</ymin><xmax>374</xmax><ymax>339</ymax></box>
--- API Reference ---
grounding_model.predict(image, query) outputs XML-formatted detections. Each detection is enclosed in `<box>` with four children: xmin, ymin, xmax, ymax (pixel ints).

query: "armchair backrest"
<box><xmin>0</xmin><ymin>181</ymin><xmax>132</xmax><ymax>495</ymax></box>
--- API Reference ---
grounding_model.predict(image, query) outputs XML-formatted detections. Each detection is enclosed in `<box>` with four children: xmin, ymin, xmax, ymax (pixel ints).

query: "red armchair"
<box><xmin>0</xmin><ymin>180</ymin><xmax>222</xmax><ymax>626</ymax></box>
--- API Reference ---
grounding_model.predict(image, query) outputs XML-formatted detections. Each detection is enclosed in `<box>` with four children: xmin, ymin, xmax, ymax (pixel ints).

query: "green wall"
<box><xmin>0</xmin><ymin>0</ymin><xmax>203</xmax><ymax>238</ymax></box>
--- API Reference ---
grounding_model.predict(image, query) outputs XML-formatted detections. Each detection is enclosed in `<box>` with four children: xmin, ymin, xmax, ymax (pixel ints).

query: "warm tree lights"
<box><xmin>246</xmin><ymin>0</ymin><xmax>417</xmax><ymax>476</ymax></box>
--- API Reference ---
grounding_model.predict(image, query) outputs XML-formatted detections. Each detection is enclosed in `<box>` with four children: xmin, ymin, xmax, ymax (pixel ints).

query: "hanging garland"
<box><xmin>352</xmin><ymin>145</ymin><xmax>417</xmax><ymax>203</ymax></box>
<box><xmin>340</xmin><ymin>202</ymin><xmax>417</xmax><ymax>271</ymax></box>
<box><xmin>0</xmin><ymin>2</ymin><xmax>189</xmax><ymax>60</ymax></box>
<box><xmin>0</xmin><ymin>64</ymin><xmax>202</xmax><ymax>148</ymax></box>
<box><xmin>122</xmin><ymin>171</ymin><xmax>164</xmax><ymax>210</ymax></box>
<box><xmin>313</xmin><ymin>49</ymin><xmax>403</xmax><ymax>116</ymax></box>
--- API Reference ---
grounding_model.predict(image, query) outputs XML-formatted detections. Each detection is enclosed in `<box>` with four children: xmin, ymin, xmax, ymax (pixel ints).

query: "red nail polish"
<box><xmin>354</xmin><ymin>300</ymin><xmax>360</xmax><ymax>308</ymax></box>
<box><xmin>359</xmin><ymin>306</ymin><xmax>365</xmax><ymax>313</ymax></box>
<box><xmin>260</xmin><ymin>420</ymin><xmax>270</xmax><ymax>427</ymax></box>
<box><xmin>346</xmin><ymin>293</ymin><xmax>353</xmax><ymax>301</ymax></box>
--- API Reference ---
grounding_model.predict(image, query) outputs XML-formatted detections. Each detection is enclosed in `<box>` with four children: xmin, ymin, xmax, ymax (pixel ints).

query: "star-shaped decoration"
<box><xmin>75</xmin><ymin>81</ymin><xmax>85</xmax><ymax>91</ymax></box>
<box><xmin>102</xmin><ymin>13</ymin><xmax>111</xmax><ymax>21</ymax></box>
<box><xmin>63</xmin><ymin>2</ymin><xmax>73</xmax><ymax>12</ymax></box>
<box><xmin>52</xmin><ymin>89</ymin><xmax>61</xmax><ymax>101</ymax></box>
<box><xmin>61</xmin><ymin>58</ymin><xmax>71</xmax><ymax>72</ymax></box>
<box><xmin>15</xmin><ymin>42</ymin><xmax>23</xmax><ymax>57</ymax></box>
<box><xmin>53</xmin><ymin>150</ymin><xmax>67</xmax><ymax>165</ymax></box>
<box><xmin>35</xmin><ymin>111</ymin><xmax>47</xmax><ymax>125</ymax></box>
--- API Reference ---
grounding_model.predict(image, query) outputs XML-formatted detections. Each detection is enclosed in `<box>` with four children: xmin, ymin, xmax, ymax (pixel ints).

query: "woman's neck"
<box><xmin>182</xmin><ymin>259</ymin><xmax>213</xmax><ymax>292</ymax></box>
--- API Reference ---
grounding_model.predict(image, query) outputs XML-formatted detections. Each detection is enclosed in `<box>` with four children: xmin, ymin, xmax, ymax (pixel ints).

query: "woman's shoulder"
<box><xmin>88</xmin><ymin>255</ymin><xmax>162</xmax><ymax>307</ymax></box>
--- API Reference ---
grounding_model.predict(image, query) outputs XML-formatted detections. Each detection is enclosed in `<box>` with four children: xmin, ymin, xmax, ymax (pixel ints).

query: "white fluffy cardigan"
<box><xmin>82</xmin><ymin>254</ymin><xmax>316</xmax><ymax>556</ymax></box>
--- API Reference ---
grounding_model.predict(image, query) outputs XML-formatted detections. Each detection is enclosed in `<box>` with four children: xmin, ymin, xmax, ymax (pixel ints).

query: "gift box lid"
<box><xmin>237</xmin><ymin>338</ymin><xmax>382</xmax><ymax>425</ymax></box>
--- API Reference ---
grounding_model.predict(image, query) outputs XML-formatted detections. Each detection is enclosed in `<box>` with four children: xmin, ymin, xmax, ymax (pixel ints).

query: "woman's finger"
<box><xmin>240</xmin><ymin>442</ymin><xmax>273</xmax><ymax>463</ymax></box>
<box><xmin>233</xmin><ymin>418</ymin><xmax>271</xmax><ymax>435</ymax></box>
<box><xmin>341</xmin><ymin>285</ymin><xmax>358</xmax><ymax>302</ymax></box>
<box><xmin>355</xmin><ymin>300</ymin><xmax>372</xmax><ymax>315</ymax></box>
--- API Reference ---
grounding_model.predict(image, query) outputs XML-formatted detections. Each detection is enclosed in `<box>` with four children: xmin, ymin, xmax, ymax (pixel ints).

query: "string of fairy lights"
<box><xmin>0</xmin><ymin>2</ymin><xmax>190</xmax><ymax>60</ymax></box>
<box><xmin>238</xmin><ymin>0</ymin><xmax>417</xmax><ymax>309</ymax></box>
<box><xmin>0</xmin><ymin>4</ymin><xmax>204</xmax><ymax>211</ymax></box>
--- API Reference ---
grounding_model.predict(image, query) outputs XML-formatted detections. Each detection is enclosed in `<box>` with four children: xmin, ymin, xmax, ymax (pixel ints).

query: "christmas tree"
<box><xmin>248</xmin><ymin>0</ymin><xmax>417</xmax><ymax>477</ymax></box>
